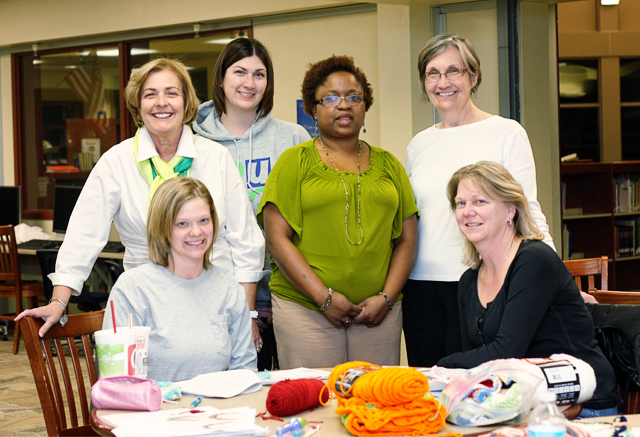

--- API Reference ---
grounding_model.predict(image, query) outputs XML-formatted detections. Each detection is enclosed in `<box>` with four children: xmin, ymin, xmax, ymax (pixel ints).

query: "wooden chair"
<box><xmin>588</xmin><ymin>289</ymin><xmax>640</xmax><ymax>304</ymax></box>
<box><xmin>0</xmin><ymin>224</ymin><xmax>45</xmax><ymax>354</ymax></box>
<box><xmin>22</xmin><ymin>311</ymin><xmax>104</xmax><ymax>437</ymax></box>
<box><xmin>563</xmin><ymin>256</ymin><xmax>608</xmax><ymax>292</ymax></box>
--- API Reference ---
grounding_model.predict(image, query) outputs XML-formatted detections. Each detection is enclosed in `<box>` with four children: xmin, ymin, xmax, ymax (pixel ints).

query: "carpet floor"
<box><xmin>0</xmin><ymin>332</ymin><xmax>47</xmax><ymax>436</ymax></box>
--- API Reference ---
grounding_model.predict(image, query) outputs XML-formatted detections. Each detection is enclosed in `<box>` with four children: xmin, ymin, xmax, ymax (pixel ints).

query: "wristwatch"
<box><xmin>250</xmin><ymin>310</ymin><xmax>259</xmax><ymax>322</ymax></box>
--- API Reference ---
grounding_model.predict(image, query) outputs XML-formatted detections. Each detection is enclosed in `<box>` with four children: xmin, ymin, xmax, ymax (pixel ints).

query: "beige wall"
<box><xmin>0</xmin><ymin>0</ymin><xmax>350</xmax><ymax>48</ymax></box>
<box><xmin>1</xmin><ymin>54</ymin><xmax>12</xmax><ymax>186</ymax></box>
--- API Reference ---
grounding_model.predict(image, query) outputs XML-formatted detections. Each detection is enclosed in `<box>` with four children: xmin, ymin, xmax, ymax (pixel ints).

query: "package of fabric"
<box><xmin>323</xmin><ymin>361</ymin><xmax>458</xmax><ymax>437</ymax></box>
<box><xmin>521</xmin><ymin>354</ymin><xmax>596</xmax><ymax>405</ymax></box>
<box><xmin>441</xmin><ymin>359</ymin><xmax>543</xmax><ymax>426</ymax></box>
<box><xmin>91</xmin><ymin>376</ymin><xmax>162</xmax><ymax>411</ymax></box>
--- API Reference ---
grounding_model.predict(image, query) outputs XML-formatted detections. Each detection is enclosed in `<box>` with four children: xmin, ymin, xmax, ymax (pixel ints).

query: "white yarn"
<box><xmin>520</xmin><ymin>354</ymin><xmax>596</xmax><ymax>404</ymax></box>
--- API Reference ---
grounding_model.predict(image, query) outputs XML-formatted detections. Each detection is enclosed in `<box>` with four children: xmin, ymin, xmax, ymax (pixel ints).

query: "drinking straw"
<box><xmin>129</xmin><ymin>314</ymin><xmax>132</xmax><ymax>330</ymax></box>
<box><xmin>111</xmin><ymin>301</ymin><xmax>117</xmax><ymax>333</ymax></box>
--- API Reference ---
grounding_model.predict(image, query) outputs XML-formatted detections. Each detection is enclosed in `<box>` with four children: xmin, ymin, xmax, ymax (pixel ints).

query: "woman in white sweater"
<box><xmin>403</xmin><ymin>33</ymin><xmax>554</xmax><ymax>367</ymax></box>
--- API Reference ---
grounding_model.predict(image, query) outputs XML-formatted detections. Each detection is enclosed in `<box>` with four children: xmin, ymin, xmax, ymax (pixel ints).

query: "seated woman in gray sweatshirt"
<box><xmin>103</xmin><ymin>177</ymin><xmax>257</xmax><ymax>381</ymax></box>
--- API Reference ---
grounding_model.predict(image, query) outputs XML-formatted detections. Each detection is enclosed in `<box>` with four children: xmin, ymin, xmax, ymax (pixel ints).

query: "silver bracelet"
<box><xmin>49</xmin><ymin>297</ymin><xmax>66</xmax><ymax>310</ymax></box>
<box><xmin>50</xmin><ymin>297</ymin><xmax>68</xmax><ymax>326</ymax></box>
<box><xmin>319</xmin><ymin>288</ymin><xmax>333</xmax><ymax>312</ymax></box>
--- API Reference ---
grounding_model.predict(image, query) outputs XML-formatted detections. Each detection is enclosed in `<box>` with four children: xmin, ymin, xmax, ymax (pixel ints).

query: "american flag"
<box><xmin>64</xmin><ymin>65</ymin><xmax>109</xmax><ymax>135</ymax></box>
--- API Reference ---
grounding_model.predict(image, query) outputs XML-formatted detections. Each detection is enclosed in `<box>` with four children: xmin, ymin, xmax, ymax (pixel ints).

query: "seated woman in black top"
<box><xmin>438</xmin><ymin>161</ymin><xmax>617</xmax><ymax>418</ymax></box>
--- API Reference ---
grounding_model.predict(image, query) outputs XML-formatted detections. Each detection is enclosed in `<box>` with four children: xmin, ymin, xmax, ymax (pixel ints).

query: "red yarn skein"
<box><xmin>266</xmin><ymin>379</ymin><xmax>329</xmax><ymax>417</ymax></box>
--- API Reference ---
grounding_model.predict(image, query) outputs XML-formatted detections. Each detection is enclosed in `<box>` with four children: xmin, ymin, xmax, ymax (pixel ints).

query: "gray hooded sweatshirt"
<box><xmin>193</xmin><ymin>100</ymin><xmax>311</xmax><ymax>304</ymax></box>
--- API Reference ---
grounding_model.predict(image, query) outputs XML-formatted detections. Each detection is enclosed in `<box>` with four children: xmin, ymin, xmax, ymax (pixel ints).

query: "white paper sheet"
<box><xmin>178</xmin><ymin>369</ymin><xmax>262</xmax><ymax>398</ymax></box>
<box><xmin>109</xmin><ymin>406</ymin><xmax>268</xmax><ymax>437</ymax></box>
<box><xmin>257</xmin><ymin>367</ymin><xmax>331</xmax><ymax>385</ymax></box>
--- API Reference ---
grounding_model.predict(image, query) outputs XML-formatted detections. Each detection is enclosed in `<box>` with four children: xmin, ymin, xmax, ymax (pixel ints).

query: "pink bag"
<box><xmin>91</xmin><ymin>376</ymin><xmax>162</xmax><ymax>411</ymax></box>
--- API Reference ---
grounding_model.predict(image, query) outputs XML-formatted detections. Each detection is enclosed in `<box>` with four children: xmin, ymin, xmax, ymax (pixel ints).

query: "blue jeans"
<box><xmin>575</xmin><ymin>406</ymin><xmax>618</xmax><ymax>419</ymax></box>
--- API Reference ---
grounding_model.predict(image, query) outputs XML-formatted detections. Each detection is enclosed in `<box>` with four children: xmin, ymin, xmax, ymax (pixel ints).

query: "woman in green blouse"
<box><xmin>258</xmin><ymin>55</ymin><xmax>418</xmax><ymax>369</ymax></box>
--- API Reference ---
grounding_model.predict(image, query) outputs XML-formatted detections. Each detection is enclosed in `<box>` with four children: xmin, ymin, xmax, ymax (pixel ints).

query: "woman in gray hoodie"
<box><xmin>193</xmin><ymin>37</ymin><xmax>310</xmax><ymax>369</ymax></box>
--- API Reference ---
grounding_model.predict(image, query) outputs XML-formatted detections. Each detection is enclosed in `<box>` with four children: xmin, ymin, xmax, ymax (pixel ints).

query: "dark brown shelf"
<box><xmin>561</xmin><ymin>161</ymin><xmax>640</xmax><ymax>290</ymax></box>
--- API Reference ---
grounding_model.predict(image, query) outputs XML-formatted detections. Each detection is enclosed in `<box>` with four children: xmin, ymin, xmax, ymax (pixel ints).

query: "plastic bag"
<box><xmin>441</xmin><ymin>358</ymin><xmax>543</xmax><ymax>426</ymax></box>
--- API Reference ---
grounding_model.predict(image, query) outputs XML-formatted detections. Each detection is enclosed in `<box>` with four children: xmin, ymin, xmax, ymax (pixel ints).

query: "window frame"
<box><xmin>12</xmin><ymin>28</ymin><xmax>251</xmax><ymax>220</ymax></box>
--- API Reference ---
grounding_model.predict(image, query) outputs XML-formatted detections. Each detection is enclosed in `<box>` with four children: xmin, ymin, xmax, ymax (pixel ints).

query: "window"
<box><xmin>558</xmin><ymin>59</ymin><xmax>600</xmax><ymax>162</ymax></box>
<box><xmin>620</xmin><ymin>58</ymin><xmax>640</xmax><ymax>160</ymax></box>
<box><xmin>14</xmin><ymin>29</ymin><xmax>249</xmax><ymax>219</ymax></box>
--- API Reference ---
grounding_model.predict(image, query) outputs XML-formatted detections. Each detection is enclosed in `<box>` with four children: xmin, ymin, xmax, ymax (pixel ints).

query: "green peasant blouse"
<box><xmin>257</xmin><ymin>138</ymin><xmax>418</xmax><ymax>311</ymax></box>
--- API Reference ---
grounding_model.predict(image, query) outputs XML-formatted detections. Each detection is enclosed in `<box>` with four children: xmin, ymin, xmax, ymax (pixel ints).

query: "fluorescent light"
<box><xmin>204</xmin><ymin>36</ymin><xmax>245</xmax><ymax>45</ymax></box>
<box><xmin>78</xmin><ymin>48</ymin><xmax>158</xmax><ymax>57</ymax></box>
<box><xmin>601</xmin><ymin>0</ymin><xmax>619</xmax><ymax>5</ymax></box>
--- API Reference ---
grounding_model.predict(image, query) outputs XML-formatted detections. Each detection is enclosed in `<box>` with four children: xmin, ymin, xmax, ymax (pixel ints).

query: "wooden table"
<box><xmin>90</xmin><ymin>387</ymin><xmax>584</xmax><ymax>436</ymax></box>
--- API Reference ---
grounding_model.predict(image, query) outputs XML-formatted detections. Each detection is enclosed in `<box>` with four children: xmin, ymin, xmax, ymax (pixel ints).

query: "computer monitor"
<box><xmin>0</xmin><ymin>186</ymin><xmax>21</xmax><ymax>226</ymax></box>
<box><xmin>52</xmin><ymin>185</ymin><xmax>83</xmax><ymax>234</ymax></box>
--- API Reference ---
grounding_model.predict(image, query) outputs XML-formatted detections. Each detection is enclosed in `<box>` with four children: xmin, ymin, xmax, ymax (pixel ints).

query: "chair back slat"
<box><xmin>563</xmin><ymin>256</ymin><xmax>608</xmax><ymax>292</ymax></box>
<box><xmin>67</xmin><ymin>335</ymin><xmax>91</xmax><ymax>425</ymax></box>
<box><xmin>51</xmin><ymin>338</ymin><xmax>69</xmax><ymax>429</ymax></box>
<box><xmin>0</xmin><ymin>228</ymin><xmax>19</xmax><ymax>281</ymax></box>
<box><xmin>0</xmin><ymin>225</ymin><xmax>43</xmax><ymax>354</ymax></box>
<box><xmin>82</xmin><ymin>335</ymin><xmax>99</xmax><ymax>384</ymax></box>
<box><xmin>22</xmin><ymin>312</ymin><xmax>104</xmax><ymax>436</ymax></box>
<box><xmin>56</xmin><ymin>337</ymin><xmax>79</xmax><ymax>428</ymax></box>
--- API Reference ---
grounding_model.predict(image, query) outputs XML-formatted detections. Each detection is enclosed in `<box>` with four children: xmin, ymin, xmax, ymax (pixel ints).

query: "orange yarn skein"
<box><xmin>323</xmin><ymin>361</ymin><xmax>462</xmax><ymax>437</ymax></box>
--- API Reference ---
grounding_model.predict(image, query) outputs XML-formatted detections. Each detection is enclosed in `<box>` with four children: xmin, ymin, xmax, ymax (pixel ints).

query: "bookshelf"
<box><xmin>561</xmin><ymin>162</ymin><xmax>640</xmax><ymax>290</ymax></box>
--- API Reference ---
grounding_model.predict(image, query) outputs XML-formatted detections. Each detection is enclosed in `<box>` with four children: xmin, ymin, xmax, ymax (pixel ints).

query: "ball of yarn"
<box><xmin>328</xmin><ymin>361</ymin><xmax>431</xmax><ymax>406</ymax></box>
<box><xmin>326</xmin><ymin>361</ymin><xmax>448</xmax><ymax>437</ymax></box>
<box><xmin>266</xmin><ymin>379</ymin><xmax>329</xmax><ymax>417</ymax></box>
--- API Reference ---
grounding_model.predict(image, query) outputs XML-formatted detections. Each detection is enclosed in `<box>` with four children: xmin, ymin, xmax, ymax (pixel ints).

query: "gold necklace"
<box><xmin>319</xmin><ymin>136</ymin><xmax>364</xmax><ymax>245</ymax></box>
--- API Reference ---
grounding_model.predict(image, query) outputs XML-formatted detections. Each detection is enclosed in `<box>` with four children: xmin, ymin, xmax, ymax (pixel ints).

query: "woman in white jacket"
<box><xmin>17</xmin><ymin>58</ymin><xmax>264</xmax><ymax>338</ymax></box>
<box><xmin>193</xmin><ymin>37</ymin><xmax>310</xmax><ymax>368</ymax></box>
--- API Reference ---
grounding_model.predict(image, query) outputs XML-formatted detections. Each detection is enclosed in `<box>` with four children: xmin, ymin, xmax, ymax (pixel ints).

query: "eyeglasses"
<box><xmin>425</xmin><ymin>68</ymin><xmax>467</xmax><ymax>83</ymax></box>
<box><xmin>315</xmin><ymin>95</ymin><xmax>364</xmax><ymax>106</ymax></box>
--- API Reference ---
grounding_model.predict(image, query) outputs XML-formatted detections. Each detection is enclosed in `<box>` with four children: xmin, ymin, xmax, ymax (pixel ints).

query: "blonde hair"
<box><xmin>124</xmin><ymin>58</ymin><xmax>200</xmax><ymax>127</ymax></box>
<box><xmin>447</xmin><ymin>161</ymin><xmax>543</xmax><ymax>269</ymax></box>
<box><xmin>147</xmin><ymin>177</ymin><xmax>219</xmax><ymax>270</ymax></box>
<box><xmin>417</xmin><ymin>33</ymin><xmax>482</xmax><ymax>99</ymax></box>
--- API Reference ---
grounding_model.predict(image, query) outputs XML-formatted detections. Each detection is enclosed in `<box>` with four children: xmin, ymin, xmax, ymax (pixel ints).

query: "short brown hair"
<box><xmin>124</xmin><ymin>58</ymin><xmax>200</xmax><ymax>127</ymax></box>
<box><xmin>301</xmin><ymin>55</ymin><xmax>373</xmax><ymax>117</ymax></box>
<box><xmin>447</xmin><ymin>161</ymin><xmax>543</xmax><ymax>269</ymax></box>
<box><xmin>417</xmin><ymin>34</ymin><xmax>482</xmax><ymax>99</ymax></box>
<box><xmin>211</xmin><ymin>38</ymin><xmax>274</xmax><ymax>119</ymax></box>
<box><xmin>147</xmin><ymin>177</ymin><xmax>219</xmax><ymax>271</ymax></box>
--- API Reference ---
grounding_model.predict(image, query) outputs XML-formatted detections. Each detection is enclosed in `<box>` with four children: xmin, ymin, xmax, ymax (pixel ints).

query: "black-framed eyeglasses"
<box><xmin>425</xmin><ymin>68</ymin><xmax>467</xmax><ymax>83</ymax></box>
<box><xmin>315</xmin><ymin>95</ymin><xmax>364</xmax><ymax>107</ymax></box>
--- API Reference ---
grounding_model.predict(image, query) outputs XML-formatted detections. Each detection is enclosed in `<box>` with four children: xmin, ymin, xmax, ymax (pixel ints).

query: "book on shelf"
<box><xmin>45</xmin><ymin>165</ymin><xmax>80</xmax><ymax>173</ymax></box>
<box><xmin>614</xmin><ymin>174</ymin><xmax>640</xmax><ymax>213</ymax></box>
<box><xmin>615</xmin><ymin>219</ymin><xmax>636</xmax><ymax>258</ymax></box>
<box><xmin>562</xmin><ymin>224</ymin><xmax>572</xmax><ymax>260</ymax></box>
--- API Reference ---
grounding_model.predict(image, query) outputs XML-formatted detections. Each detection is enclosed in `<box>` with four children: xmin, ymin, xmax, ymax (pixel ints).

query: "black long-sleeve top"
<box><xmin>438</xmin><ymin>240</ymin><xmax>617</xmax><ymax>409</ymax></box>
